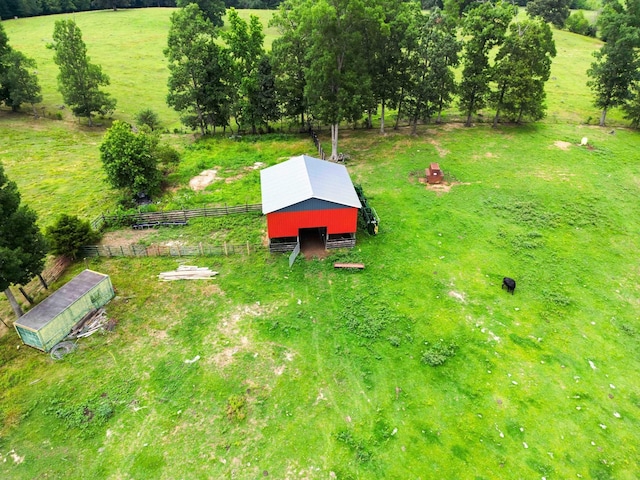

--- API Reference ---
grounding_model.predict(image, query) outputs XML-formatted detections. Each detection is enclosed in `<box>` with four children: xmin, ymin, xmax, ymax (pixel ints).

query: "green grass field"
<box><xmin>1</xmin><ymin>8</ymin><xmax>639</xmax><ymax>480</ymax></box>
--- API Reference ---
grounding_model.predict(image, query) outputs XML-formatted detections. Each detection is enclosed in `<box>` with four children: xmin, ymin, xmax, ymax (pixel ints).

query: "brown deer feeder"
<box><xmin>427</xmin><ymin>163</ymin><xmax>443</xmax><ymax>184</ymax></box>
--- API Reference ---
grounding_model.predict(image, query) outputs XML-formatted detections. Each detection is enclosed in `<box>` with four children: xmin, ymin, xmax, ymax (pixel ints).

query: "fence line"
<box><xmin>91</xmin><ymin>203</ymin><xmax>263</xmax><ymax>230</ymax></box>
<box><xmin>78</xmin><ymin>242</ymin><xmax>265</xmax><ymax>259</ymax></box>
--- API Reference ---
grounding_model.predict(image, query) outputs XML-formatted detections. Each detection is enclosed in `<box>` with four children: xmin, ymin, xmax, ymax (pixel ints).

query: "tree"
<box><xmin>99</xmin><ymin>120</ymin><xmax>162</xmax><ymax>198</ymax></box>
<box><xmin>526</xmin><ymin>0</ymin><xmax>571</xmax><ymax>29</ymax></box>
<box><xmin>165</xmin><ymin>4</ymin><xmax>235</xmax><ymax>134</ymax></box>
<box><xmin>458</xmin><ymin>1</ymin><xmax>515</xmax><ymax>127</ymax></box>
<box><xmin>0</xmin><ymin>23</ymin><xmax>13</xmax><ymax>106</ymax></box>
<box><xmin>224</xmin><ymin>8</ymin><xmax>268</xmax><ymax>133</ymax></box>
<box><xmin>270</xmin><ymin>2</ymin><xmax>310</xmax><ymax>128</ymax></box>
<box><xmin>368</xmin><ymin>0</ymin><xmax>420</xmax><ymax>133</ymax></box>
<box><xmin>135</xmin><ymin>108</ymin><xmax>162</xmax><ymax>131</ymax></box>
<box><xmin>250</xmin><ymin>54</ymin><xmax>280</xmax><ymax>131</ymax></box>
<box><xmin>405</xmin><ymin>7</ymin><xmax>460</xmax><ymax>132</ymax></box>
<box><xmin>622</xmin><ymin>81</ymin><xmax>640</xmax><ymax>128</ymax></box>
<box><xmin>51</xmin><ymin>19</ymin><xmax>116</xmax><ymax>126</ymax></box>
<box><xmin>91</xmin><ymin>0</ymin><xmax>132</xmax><ymax>10</ymax></box>
<box><xmin>46</xmin><ymin>214</ymin><xmax>100</xmax><ymax>259</ymax></box>
<box><xmin>292</xmin><ymin>0</ymin><xmax>385</xmax><ymax>159</ymax></box>
<box><xmin>0</xmin><ymin>163</ymin><xmax>48</xmax><ymax>318</ymax></box>
<box><xmin>565</xmin><ymin>11</ymin><xmax>595</xmax><ymax>37</ymax></box>
<box><xmin>176</xmin><ymin>0</ymin><xmax>226</xmax><ymax>27</ymax></box>
<box><xmin>491</xmin><ymin>17</ymin><xmax>556</xmax><ymax>125</ymax></box>
<box><xmin>586</xmin><ymin>0</ymin><xmax>640</xmax><ymax>126</ymax></box>
<box><xmin>0</xmin><ymin>50</ymin><xmax>43</xmax><ymax>114</ymax></box>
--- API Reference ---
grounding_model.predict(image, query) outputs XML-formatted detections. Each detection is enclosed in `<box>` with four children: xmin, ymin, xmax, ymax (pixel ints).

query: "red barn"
<box><xmin>261</xmin><ymin>155</ymin><xmax>362</xmax><ymax>252</ymax></box>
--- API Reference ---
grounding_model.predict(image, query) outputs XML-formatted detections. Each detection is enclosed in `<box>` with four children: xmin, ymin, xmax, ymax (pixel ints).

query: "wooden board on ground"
<box><xmin>158</xmin><ymin>265</ymin><xmax>219</xmax><ymax>281</ymax></box>
<box><xmin>333</xmin><ymin>263</ymin><xmax>365</xmax><ymax>270</ymax></box>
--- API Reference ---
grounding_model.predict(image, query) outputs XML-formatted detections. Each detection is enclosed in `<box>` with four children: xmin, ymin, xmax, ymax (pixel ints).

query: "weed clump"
<box><xmin>226</xmin><ymin>394</ymin><xmax>247</xmax><ymax>421</ymax></box>
<box><xmin>335</xmin><ymin>429</ymin><xmax>373</xmax><ymax>463</ymax></box>
<box><xmin>421</xmin><ymin>340</ymin><xmax>458</xmax><ymax>367</ymax></box>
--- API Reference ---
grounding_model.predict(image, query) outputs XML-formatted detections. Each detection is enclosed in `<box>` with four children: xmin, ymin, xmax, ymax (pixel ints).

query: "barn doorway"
<box><xmin>299</xmin><ymin>227</ymin><xmax>327</xmax><ymax>257</ymax></box>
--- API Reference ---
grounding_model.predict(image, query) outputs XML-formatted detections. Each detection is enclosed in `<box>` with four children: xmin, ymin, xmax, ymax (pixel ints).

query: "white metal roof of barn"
<box><xmin>260</xmin><ymin>155</ymin><xmax>361</xmax><ymax>214</ymax></box>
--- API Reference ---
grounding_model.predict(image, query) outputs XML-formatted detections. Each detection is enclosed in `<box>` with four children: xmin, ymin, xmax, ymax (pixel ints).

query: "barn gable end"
<box><xmin>260</xmin><ymin>155</ymin><xmax>361</xmax><ymax>252</ymax></box>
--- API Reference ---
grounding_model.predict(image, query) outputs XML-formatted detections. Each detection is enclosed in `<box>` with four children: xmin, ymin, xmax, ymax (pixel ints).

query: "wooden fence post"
<box><xmin>246</xmin><ymin>241</ymin><xmax>250</xmax><ymax>255</ymax></box>
<box><xmin>19</xmin><ymin>287</ymin><xmax>34</xmax><ymax>305</ymax></box>
<box><xmin>224</xmin><ymin>242</ymin><xmax>228</xmax><ymax>256</ymax></box>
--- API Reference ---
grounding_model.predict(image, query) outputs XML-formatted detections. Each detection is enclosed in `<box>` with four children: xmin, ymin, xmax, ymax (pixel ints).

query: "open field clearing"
<box><xmin>1</xmin><ymin>122</ymin><xmax>639</xmax><ymax>478</ymax></box>
<box><xmin>0</xmin><ymin>8</ymin><xmax>639</xmax><ymax>479</ymax></box>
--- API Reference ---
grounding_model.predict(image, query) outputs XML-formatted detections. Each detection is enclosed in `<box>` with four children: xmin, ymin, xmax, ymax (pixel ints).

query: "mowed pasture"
<box><xmin>1</xmin><ymin>8</ymin><xmax>640</xmax><ymax>480</ymax></box>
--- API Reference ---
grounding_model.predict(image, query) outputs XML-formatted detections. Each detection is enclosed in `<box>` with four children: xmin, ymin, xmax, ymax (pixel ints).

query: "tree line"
<box><xmin>165</xmin><ymin>0</ymin><xmax>558</xmax><ymax>159</ymax></box>
<box><xmin>0</xmin><ymin>0</ymin><xmax>280</xmax><ymax>19</ymax></box>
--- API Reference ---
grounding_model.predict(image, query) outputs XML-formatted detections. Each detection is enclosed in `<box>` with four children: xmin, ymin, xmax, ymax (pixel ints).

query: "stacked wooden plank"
<box><xmin>158</xmin><ymin>265</ymin><xmax>219</xmax><ymax>281</ymax></box>
<box><xmin>67</xmin><ymin>308</ymin><xmax>109</xmax><ymax>339</ymax></box>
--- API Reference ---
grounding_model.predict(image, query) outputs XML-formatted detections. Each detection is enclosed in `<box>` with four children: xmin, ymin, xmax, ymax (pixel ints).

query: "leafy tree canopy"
<box><xmin>46</xmin><ymin>214</ymin><xmax>100</xmax><ymax>259</ymax></box>
<box><xmin>52</xmin><ymin>19</ymin><xmax>116</xmax><ymax>125</ymax></box>
<box><xmin>0</xmin><ymin>162</ymin><xmax>48</xmax><ymax>297</ymax></box>
<box><xmin>176</xmin><ymin>0</ymin><xmax>226</xmax><ymax>27</ymax></box>
<box><xmin>99</xmin><ymin>120</ymin><xmax>162</xmax><ymax>198</ymax></box>
<box><xmin>526</xmin><ymin>0</ymin><xmax>571</xmax><ymax>29</ymax></box>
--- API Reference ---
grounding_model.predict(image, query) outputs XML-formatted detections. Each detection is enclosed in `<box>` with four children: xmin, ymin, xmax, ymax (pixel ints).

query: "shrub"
<box><xmin>135</xmin><ymin>108</ymin><xmax>161</xmax><ymax>131</ymax></box>
<box><xmin>46</xmin><ymin>214</ymin><xmax>101</xmax><ymax>258</ymax></box>
<box><xmin>226</xmin><ymin>394</ymin><xmax>247</xmax><ymax>421</ymax></box>
<box><xmin>565</xmin><ymin>11</ymin><xmax>592</xmax><ymax>37</ymax></box>
<box><xmin>421</xmin><ymin>340</ymin><xmax>458</xmax><ymax>367</ymax></box>
<box><xmin>154</xmin><ymin>143</ymin><xmax>181</xmax><ymax>175</ymax></box>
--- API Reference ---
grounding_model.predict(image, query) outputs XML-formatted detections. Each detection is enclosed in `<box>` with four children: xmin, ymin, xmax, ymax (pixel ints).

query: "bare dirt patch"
<box><xmin>189</xmin><ymin>169</ymin><xmax>219</xmax><ymax>191</ymax></box>
<box><xmin>101</xmin><ymin>229</ymin><xmax>152</xmax><ymax>246</ymax></box>
<box><xmin>428</xmin><ymin>138</ymin><xmax>450</xmax><ymax>157</ymax></box>
<box><xmin>448</xmin><ymin>290</ymin><xmax>466</xmax><ymax>303</ymax></box>
<box><xmin>554</xmin><ymin>141</ymin><xmax>572</xmax><ymax>150</ymax></box>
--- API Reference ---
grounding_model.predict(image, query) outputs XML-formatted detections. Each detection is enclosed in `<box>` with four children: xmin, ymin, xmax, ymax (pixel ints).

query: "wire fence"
<box><xmin>78</xmin><ymin>242</ymin><xmax>265</xmax><ymax>258</ymax></box>
<box><xmin>90</xmin><ymin>203</ymin><xmax>263</xmax><ymax>230</ymax></box>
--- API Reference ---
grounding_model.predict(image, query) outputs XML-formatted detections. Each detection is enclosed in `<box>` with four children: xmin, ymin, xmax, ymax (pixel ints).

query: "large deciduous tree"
<box><xmin>491</xmin><ymin>17</ymin><xmax>556</xmax><ymax>125</ymax></box>
<box><xmin>296</xmin><ymin>0</ymin><xmax>385</xmax><ymax>159</ymax></box>
<box><xmin>270</xmin><ymin>3</ymin><xmax>310</xmax><ymax>128</ymax></box>
<box><xmin>165</xmin><ymin>3</ymin><xmax>234</xmax><ymax>134</ymax></box>
<box><xmin>458</xmin><ymin>1</ymin><xmax>515</xmax><ymax>127</ymax></box>
<box><xmin>526</xmin><ymin>0</ymin><xmax>571</xmax><ymax>29</ymax></box>
<box><xmin>99</xmin><ymin>120</ymin><xmax>162</xmax><ymax>199</ymax></box>
<box><xmin>368</xmin><ymin>0</ymin><xmax>419</xmax><ymax>133</ymax></box>
<box><xmin>51</xmin><ymin>19</ymin><xmax>116</xmax><ymax>126</ymax></box>
<box><xmin>176</xmin><ymin>0</ymin><xmax>226</xmax><ymax>27</ymax></box>
<box><xmin>224</xmin><ymin>8</ymin><xmax>273</xmax><ymax>133</ymax></box>
<box><xmin>587</xmin><ymin>0</ymin><xmax>640</xmax><ymax>126</ymax></box>
<box><xmin>1</xmin><ymin>50</ymin><xmax>43</xmax><ymax>114</ymax></box>
<box><xmin>405</xmin><ymin>7</ymin><xmax>460</xmax><ymax>132</ymax></box>
<box><xmin>0</xmin><ymin>163</ymin><xmax>48</xmax><ymax>318</ymax></box>
<box><xmin>0</xmin><ymin>23</ymin><xmax>42</xmax><ymax>114</ymax></box>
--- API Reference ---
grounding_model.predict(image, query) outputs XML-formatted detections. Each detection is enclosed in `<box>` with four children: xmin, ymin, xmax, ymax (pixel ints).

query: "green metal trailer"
<box><xmin>14</xmin><ymin>269</ymin><xmax>115</xmax><ymax>352</ymax></box>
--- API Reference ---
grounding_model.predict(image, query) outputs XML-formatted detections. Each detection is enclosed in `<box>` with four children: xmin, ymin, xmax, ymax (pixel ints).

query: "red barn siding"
<box><xmin>267</xmin><ymin>208</ymin><xmax>358</xmax><ymax>238</ymax></box>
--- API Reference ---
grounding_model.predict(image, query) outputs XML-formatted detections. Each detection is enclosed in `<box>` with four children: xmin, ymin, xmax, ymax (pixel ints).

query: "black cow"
<box><xmin>502</xmin><ymin>277</ymin><xmax>516</xmax><ymax>294</ymax></box>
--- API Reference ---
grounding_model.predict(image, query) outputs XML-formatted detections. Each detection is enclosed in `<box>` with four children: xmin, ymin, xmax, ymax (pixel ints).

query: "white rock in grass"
<box><xmin>599</xmin><ymin>424</ymin><xmax>607</xmax><ymax>429</ymax></box>
<box><xmin>609</xmin><ymin>384</ymin><xmax>616</xmax><ymax>389</ymax></box>
<box><xmin>589</xmin><ymin>360</ymin><xmax>596</xmax><ymax>370</ymax></box>
<box><xmin>523</xmin><ymin>442</ymin><xmax>529</xmax><ymax>449</ymax></box>
<box><xmin>613</xmin><ymin>412</ymin><xmax>621</xmax><ymax>418</ymax></box>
